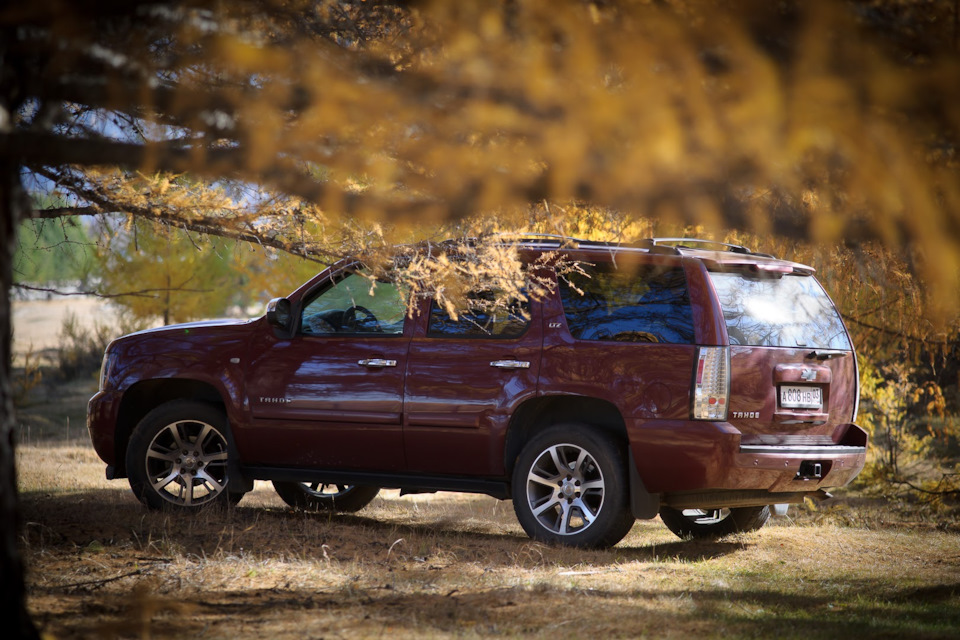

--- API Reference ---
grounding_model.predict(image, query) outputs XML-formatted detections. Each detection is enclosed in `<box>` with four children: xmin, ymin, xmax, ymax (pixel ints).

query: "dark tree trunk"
<box><xmin>1</xmin><ymin>31</ymin><xmax>41</xmax><ymax>640</ymax></box>
<box><xmin>1</xmin><ymin>166</ymin><xmax>41</xmax><ymax>640</ymax></box>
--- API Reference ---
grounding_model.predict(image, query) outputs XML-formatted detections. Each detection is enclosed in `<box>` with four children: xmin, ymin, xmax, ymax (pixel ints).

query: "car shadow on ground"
<box><xmin>20</xmin><ymin>488</ymin><xmax>747</xmax><ymax>568</ymax></box>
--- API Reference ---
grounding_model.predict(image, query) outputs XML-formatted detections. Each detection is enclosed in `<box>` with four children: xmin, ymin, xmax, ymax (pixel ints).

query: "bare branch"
<box><xmin>13</xmin><ymin>283</ymin><xmax>211</xmax><ymax>299</ymax></box>
<box><xmin>13</xmin><ymin>131</ymin><xmax>439</xmax><ymax>220</ymax></box>
<box><xmin>842</xmin><ymin>314</ymin><xmax>950</xmax><ymax>347</ymax></box>
<box><xmin>29</xmin><ymin>206</ymin><xmax>102</xmax><ymax>219</ymax></box>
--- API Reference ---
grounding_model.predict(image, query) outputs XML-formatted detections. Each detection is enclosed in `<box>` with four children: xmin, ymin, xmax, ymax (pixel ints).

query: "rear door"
<box><xmin>402</xmin><ymin>295</ymin><xmax>542</xmax><ymax>476</ymax></box>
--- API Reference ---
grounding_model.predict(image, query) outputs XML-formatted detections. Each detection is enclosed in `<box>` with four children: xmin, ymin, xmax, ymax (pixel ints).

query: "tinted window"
<box><xmin>559</xmin><ymin>264</ymin><xmax>695</xmax><ymax>344</ymax></box>
<box><xmin>709</xmin><ymin>272</ymin><xmax>851</xmax><ymax>349</ymax></box>
<box><xmin>301</xmin><ymin>271</ymin><xmax>406</xmax><ymax>335</ymax></box>
<box><xmin>427</xmin><ymin>293</ymin><xmax>529</xmax><ymax>339</ymax></box>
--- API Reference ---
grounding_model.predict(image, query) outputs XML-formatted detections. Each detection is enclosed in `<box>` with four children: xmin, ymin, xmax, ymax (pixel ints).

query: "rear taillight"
<box><xmin>693</xmin><ymin>347</ymin><xmax>729</xmax><ymax>420</ymax></box>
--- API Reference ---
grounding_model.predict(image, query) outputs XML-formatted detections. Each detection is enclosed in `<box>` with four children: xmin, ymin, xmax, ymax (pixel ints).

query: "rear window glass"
<box><xmin>708</xmin><ymin>272</ymin><xmax>851</xmax><ymax>349</ymax></box>
<box><xmin>559</xmin><ymin>264</ymin><xmax>695</xmax><ymax>344</ymax></box>
<box><xmin>427</xmin><ymin>292</ymin><xmax>529</xmax><ymax>339</ymax></box>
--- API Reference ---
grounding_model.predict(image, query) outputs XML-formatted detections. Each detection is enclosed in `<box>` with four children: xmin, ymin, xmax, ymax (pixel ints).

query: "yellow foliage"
<box><xmin>14</xmin><ymin>1</ymin><xmax>960</xmax><ymax>337</ymax></box>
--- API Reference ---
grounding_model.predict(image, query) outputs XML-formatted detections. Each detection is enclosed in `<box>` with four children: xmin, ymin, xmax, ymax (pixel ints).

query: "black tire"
<box><xmin>659</xmin><ymin>505</ymin><xmax>771</xmax><ymax>539</ymax></box>
<box><xmin>511</xmin><ymin>424</ymin><xmax>635</xmax><ymax>549</ymax></box>
<box><xmin>272</xmin><ymin>481</ymin><xmax>380</xmax><ymax>512</ymax></box>
<box><xmin>126</xmin><ymin>400</ymin><xmax>235</xmax><ymax>511</ymax></box>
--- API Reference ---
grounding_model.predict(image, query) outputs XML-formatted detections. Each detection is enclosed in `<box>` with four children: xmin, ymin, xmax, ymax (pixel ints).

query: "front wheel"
<box><xmin>272</xmin><ymin>481</ymin><xmax>380</xmax><ymax>512</ymax></box>
<box><xmin>126</xmin><ymin>400</ymin><xmax>234</xmax><ymax>511</ymax></box>
<box><xmin>511</xmin><ymin>425</ymin><xmax>635</xmax><ymax>548</ymax></box>
<box><xmin>659</xmin><ymin>505</ymin><xmax>771</xmax><ymax>539</ymax></box>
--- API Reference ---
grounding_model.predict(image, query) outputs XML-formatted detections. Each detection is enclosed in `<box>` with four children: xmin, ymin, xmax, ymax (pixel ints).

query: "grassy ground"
<box><xmin>14</xmin><ymin>379</ymin><xmax>960</xmax><ymax>639</ymax></box>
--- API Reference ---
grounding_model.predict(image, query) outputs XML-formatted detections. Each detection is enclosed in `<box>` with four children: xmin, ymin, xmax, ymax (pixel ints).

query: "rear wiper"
<box><xmin>805</xmin><ymin>350</ymin><xmax>847</xmax><ymax>361</ymax></box>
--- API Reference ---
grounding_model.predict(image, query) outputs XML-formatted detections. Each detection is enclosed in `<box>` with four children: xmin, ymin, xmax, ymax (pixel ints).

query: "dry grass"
<box><xmin>13</xmin><ymin>380</ymin><xmax>960</xmax><ymax>639</ymax></box>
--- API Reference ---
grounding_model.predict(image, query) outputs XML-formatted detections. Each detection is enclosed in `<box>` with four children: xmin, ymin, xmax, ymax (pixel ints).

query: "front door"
<box><xmin>244</xmin><ymin>270</ymin><xmax>410</xmax><ymax>471</ymax></box>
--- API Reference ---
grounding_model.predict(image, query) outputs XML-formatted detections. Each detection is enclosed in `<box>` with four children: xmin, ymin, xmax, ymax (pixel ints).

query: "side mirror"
<box><xmin>266</xmin><ymin>298</ymin><xmax>292</xmax><ymax>331</ymax></box>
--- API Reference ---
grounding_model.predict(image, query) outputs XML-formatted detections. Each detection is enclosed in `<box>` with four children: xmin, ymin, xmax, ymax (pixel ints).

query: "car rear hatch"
<box><xmin>706</xmin><ymin>266</ymin><xmax>866</xmax><ymax>483</ymax></box>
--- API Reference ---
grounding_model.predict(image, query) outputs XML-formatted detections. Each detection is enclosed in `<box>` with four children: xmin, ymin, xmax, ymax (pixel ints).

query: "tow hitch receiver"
<box><xmin>796</xmin><ymin>461</ymin><xmax>823</xmax><ymax>480</ymax></box>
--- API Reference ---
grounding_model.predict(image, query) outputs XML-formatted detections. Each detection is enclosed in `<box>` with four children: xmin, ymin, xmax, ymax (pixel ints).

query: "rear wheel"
<box><xmin>126</xmin><ymin>400</ymin><xmax>234</xmax><ymax>511</ymax></box>
<box><xmin>511</xmin><ymin>425</ymin><xmax>635</xmax><ymax>548</ymax></box>
<box><xmin>272</xmin><ymin>481</ymin><xmax>379</xmax><ymax>512</ymax></box>
<box><xmin>659</xmin><ymin>505</ymin><xmax>770</xmax><ymax>539</ymax></box>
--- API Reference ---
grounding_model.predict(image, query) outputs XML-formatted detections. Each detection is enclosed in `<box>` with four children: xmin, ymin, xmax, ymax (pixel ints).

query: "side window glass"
<box><xmin>427</xmin><ymin>292</ymin><xmax>530</xmax><ymax>339</ymax></box>
<box><xmin>300</xmin><ymin>271</ymin><xmax>406</xmax><ymax>336</ymax></box>
<box><xmin>559</xmin><ymin>264</ymin><xmax>695</xmax><ymax>344</ymax></box>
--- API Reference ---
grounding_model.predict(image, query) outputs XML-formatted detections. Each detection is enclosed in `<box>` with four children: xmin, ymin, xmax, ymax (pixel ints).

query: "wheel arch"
<box><xmin>504</xmin><ymin>395</ymin><xmax>660</xmax><ymax>519</ymax></box>
<box><xmin>504</xmin><ymin>395</ymin><xmax>628</xmax><ymax>475</ymax></box>
<box><xmin>113</xmin><ymin>378</ymin><xmax>228</xmax><ymax>478</ymax></box>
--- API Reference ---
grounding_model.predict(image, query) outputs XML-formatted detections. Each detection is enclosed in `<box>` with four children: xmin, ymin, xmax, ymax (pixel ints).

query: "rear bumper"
<box><xmin>630</xmin><ymin>419</ymin><xmax>867</xmax><ymax>495</ymax></box>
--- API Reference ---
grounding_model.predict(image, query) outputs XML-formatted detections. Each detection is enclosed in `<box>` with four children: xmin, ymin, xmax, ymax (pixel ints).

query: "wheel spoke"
<box><xmin>195</xmin><ymin>423</ymin><xmax>213</xmax><ymax>449</ymax></box>
<box><xmin>182</xmin><ymin>479</ymin><xmax>194</xmax><ymax>506</ymax></box>
<box><xmin>196</xmin><ymin>469</ymin><xmax>225</xmax><ymax>494</ymax></box>
<box><xmin>203</xmin><ymin>450</ymin><xmax>228</xmax><ymax>463</ymax></box>
<box><xmin>295</xmin><ymin>482</ymin><xmax>358</xmax><ymax>498</ymax></box>
<box><xmin>152</xmin><ymin>469</ymin><xmax>180</xmax><ymax>493</ymax></box>
<box><xmin>548</xmin><ymin>446</ymin><xmax>564</xmax><ymax>475</ymax></box>
<box><xmin>527</xmin><ymin>467</ymin><xmax>560</xmax><ymax>487</ymax></box>
<box><xmin>169</xmin><ymin>423</ymin><xmax>189</xmax><ymax>452</ymax></box>
<box><xmin>147</xmin><ymin>447</ymin><xmax>177</xmax><ymax>462</ymax></box>
<box><xmin>532</xmin><ymin>495</ymin><xmax>562</xmax><ymax>517</ymax></box>
<box><xmin>572</xmin><ymin>497</ymin><xmax>597</xmax><ymax>524</ymax></box>
<box><xmin>686</xmin><ymin>509</ymin><xmax>728</xmax><ymax>525</ymax></box>
<box><xmin>579</xmin><ymin>479</ymin><xmax>604</xmax><ymax>491</ymax></box>
<box><xmin>557</xmin><ymin>501</ymin><xmax>573</xmax><ymax>535</ymax></box>
<box><xmin>573</xmin><ymin>448</ymin><xmax>588</xmax><ymax>476</ymax></box>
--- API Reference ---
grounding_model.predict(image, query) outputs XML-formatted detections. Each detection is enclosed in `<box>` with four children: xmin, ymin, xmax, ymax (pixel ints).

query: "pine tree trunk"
<box><xmin>1</xmin><ymin>32</ymin><xmax>41</xmax><ymax>637</ymax></box>
<box><xmin>1</xmin><ymin>164</ymin><xmax>41</xmax><ymax>640</ymax></box>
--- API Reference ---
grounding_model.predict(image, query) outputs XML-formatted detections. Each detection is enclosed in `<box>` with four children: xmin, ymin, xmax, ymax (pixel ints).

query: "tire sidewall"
<box><xmin>511</xmin><ymin>424</ymin><xmax>634</xmax><ymax>548</ymax></box>
<box><xmin>126</xmin><ymin>400</ymin><xmax>232</xmax><ymax>511</ymax></box>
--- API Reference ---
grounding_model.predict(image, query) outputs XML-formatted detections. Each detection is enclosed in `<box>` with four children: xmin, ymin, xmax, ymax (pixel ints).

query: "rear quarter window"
<box><xmin>709</xmin><ymin>272</ymin><xmax>851</xmax><ymax>349</ymax></box>
<box><xmin>559</xmin><ymin>264</ymin><xmax>695</xmax><ymax>344</ymax></box>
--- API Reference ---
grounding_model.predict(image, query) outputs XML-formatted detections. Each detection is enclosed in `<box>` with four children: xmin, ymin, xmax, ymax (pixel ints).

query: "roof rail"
<box><xmin>502</xmin><ymin>233</ymin><xmax>582</xmax><ymax>245</ymax></box>
<box><xmin>499</xmin><ymin>233</ymin><xmax>621</xmax><ymax>248</ymax></box>
<box><xmin>646</xmin><ymin>238</ymin><xmax>755</xmax><ymax>255</ymax></box>
<box><xmin>493</xmin><ymin>234</ymin><xmax>776</xmax><ymax>258</ymax></box>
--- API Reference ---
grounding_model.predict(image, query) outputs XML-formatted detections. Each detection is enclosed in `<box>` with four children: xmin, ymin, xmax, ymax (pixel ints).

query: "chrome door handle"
<box><xmin>490</xmin><ymin>359</ymin><xmax>531</xmax><ymax>370</ymax></box>
<box><xmin>358</xmin><ymin>358</ymin><xmax>397</xmax><ymax>368</ymax></box>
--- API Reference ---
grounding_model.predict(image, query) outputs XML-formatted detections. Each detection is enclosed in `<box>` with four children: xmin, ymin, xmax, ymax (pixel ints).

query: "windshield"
<box><xmin>709</xmin><ymin>272</ymin><xmax>851</xmax><ymax>350</ymax></box>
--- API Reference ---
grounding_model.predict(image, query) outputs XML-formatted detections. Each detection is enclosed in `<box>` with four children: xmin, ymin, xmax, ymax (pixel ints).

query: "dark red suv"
<box><xmin>87</xmin><ymin>237</ymin><xmax>867</xmax><ymax>548</ymax></box>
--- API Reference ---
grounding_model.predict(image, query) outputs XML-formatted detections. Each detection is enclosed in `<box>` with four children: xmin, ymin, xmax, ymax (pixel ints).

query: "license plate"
<box><xmin>780</xmin><ymin>385</ymin><xmax>822</xmax><ymax>409</ymax></box>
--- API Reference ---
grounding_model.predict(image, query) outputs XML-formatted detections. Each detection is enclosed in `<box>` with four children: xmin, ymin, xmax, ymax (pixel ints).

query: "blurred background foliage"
<box><xmin>6</xmin><ymin>0</ymin><xmax>960</xmax><ymax>503</ymax></box>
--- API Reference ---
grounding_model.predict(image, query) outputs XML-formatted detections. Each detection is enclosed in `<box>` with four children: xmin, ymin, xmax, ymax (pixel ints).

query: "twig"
<box><xmin>55</xmin><ymin>569</ymin><xmax>145</xmax><ymax>590</ymax></box>
<box><xmin>13</xmin><ymin>283</ymin><xmax>211</xmax><ymax>298</ymax></box>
